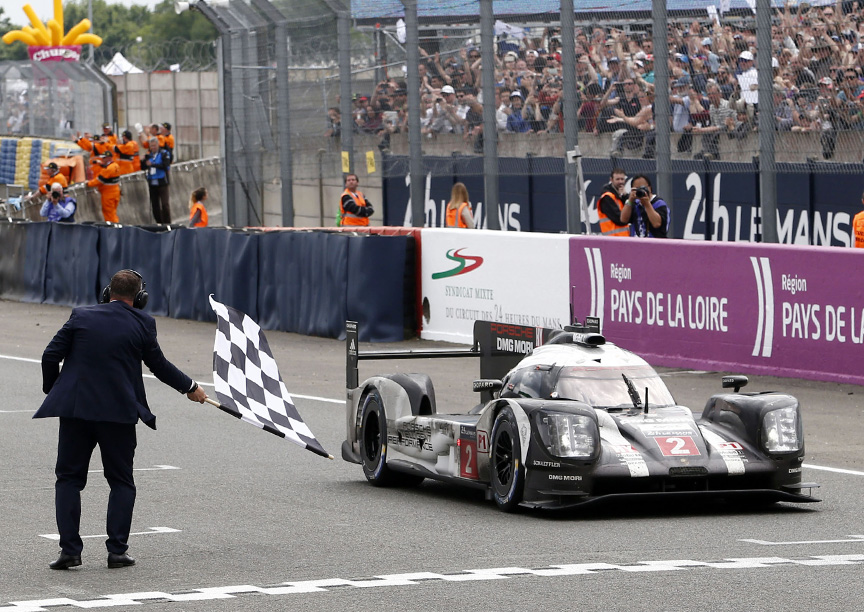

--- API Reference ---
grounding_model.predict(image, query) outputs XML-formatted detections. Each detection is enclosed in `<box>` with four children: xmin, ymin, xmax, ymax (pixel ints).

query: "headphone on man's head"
<box><xmin>99</xmin><ymin>269</ymin><xmax>149</xmax><ymax>309</ymax></box>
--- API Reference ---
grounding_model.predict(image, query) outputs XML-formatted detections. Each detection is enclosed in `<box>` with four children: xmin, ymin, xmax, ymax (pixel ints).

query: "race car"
<box><xmin>341</xmin><ymin>319</ymin><xmax>820</xmax><ymax>511</ymax></box>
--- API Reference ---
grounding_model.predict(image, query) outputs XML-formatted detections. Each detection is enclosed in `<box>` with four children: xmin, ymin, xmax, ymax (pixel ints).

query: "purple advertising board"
<box><xmin>569</xmin><ymin>237</ymin><xmax>864</xmax><ymax>385</ymax></box>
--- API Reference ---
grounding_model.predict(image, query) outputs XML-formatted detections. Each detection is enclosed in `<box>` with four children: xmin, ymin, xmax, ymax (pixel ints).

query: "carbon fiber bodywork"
<box><xmin>342</xmin><ymin>320</ymin><xmax>820</xmax><ymax>511</ymax></box>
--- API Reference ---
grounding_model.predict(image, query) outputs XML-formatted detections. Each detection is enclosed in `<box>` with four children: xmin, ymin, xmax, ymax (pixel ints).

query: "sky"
<box><xmin>5</xmin><ymin>0</ymin><xmax>160</xmax><ymax>25</ymax></box>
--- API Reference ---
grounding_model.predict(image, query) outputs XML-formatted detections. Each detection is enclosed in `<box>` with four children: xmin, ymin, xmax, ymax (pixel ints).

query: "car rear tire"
<box><xmin>360</xmin><ymin>390</ymin><xmax>424</xmax><ymax>487</ymax></box>
<box><xmin>490</xmin><ymin>406</ymin><xmax>524</xmax><ymax>512</ymax></box>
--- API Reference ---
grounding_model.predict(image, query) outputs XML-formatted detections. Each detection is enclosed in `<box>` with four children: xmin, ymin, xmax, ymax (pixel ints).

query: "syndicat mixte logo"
<box><xmin>432</xmin><ymin>248</ymin><xmax>484</xmax><ymax>279</ymax></box>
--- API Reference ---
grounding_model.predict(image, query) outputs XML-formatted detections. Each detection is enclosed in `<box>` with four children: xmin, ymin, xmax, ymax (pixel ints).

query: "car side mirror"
<box><xmin>722</xmin><ymin>375</ymin><xmax>748</xmax><ymax>392</ymax></box>
<box><xmin>473</xmin><ymin>379</ymin><xmax>503</xmax><ymax>393</ymax></box>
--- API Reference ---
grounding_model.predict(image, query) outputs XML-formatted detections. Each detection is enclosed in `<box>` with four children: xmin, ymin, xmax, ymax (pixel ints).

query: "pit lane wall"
<box><xmin>420</xmin><ymin>230</ymin><xmax>864</xmax><ymax>385</ymax></box>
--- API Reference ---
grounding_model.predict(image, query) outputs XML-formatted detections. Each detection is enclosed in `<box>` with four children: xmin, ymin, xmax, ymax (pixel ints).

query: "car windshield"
<box><xmin>554</xmin><ymin>365</ymin><xmax>676</xmax><ymax>410</ymax></box>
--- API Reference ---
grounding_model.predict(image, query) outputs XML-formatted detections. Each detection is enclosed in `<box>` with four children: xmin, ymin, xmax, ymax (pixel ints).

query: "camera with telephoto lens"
<box><xmin>51</xmin><ymin>191</ymin><xmax>62</xmax><ymax>199</ymax></box>
<box><xmin>634</xmin><ymin>187</ymin><xmax>648</xmax><ymax>198</ymax></box>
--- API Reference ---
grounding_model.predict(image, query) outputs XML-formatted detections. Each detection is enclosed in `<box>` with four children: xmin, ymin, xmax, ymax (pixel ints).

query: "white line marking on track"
<box><xmin>0</xmin><ymin>354</ymin><xmax>40</xmax><ymax>364</ymax></box>
<box><xmin>87</xmin><ymin>465</ymin><xmax>180</xmax><ymax>474</ymax></box>
<box><xmin>803</xmin><ymin>463</ymin><xmax>864</xmax><ymax>476</ymax></box>
<box><xmin>740</xmin><ymin>535</ymin><xmax>864</xmax><ymax>546</ymax></box>
<box><xmin>1</xmin><ymin>554</ymin><xmax>862</xmax><ymax>610</ymax></box>
<box><xmin>38</xmin><ymin>526</ymin><xmax>181</xmax><ymax>541</ymax></box>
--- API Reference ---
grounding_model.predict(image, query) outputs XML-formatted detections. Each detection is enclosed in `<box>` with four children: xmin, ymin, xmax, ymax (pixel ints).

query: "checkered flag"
<box><xmin>209</xmin><ymin>296</ymin><xmax>331</xmax><ymax>459</ymax></box>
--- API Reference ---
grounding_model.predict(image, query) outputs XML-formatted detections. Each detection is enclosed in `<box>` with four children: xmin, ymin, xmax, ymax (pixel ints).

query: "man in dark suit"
<box><xmin>36</xmin><ymin>269</ymin><xmax>208</xmax><ymax>570</ymax></box>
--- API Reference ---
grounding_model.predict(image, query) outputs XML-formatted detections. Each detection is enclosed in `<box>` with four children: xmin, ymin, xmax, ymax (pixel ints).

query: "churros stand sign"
<box><xmin>28</xmin><ymin>45</ymin><xmax>82</xmax><ymax>62</ymax></box>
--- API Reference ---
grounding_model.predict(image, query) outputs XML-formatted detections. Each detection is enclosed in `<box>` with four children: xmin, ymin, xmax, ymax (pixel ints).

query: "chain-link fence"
<box><xmin>182</xmin><ymin>0</ymin><xmax>864</xmax><ymax>243</ymax></box>
<box><xmin>1</xmin><ymin>59</ymin><xmax>111</xmax><ymax>140</ymax></box>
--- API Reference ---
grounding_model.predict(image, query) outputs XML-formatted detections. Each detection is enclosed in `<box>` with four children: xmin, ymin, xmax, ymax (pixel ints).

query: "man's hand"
<box><xmin>187</xmin><ymin>386</ymin><xmax>207</xmax><ymax>403</ymax></box>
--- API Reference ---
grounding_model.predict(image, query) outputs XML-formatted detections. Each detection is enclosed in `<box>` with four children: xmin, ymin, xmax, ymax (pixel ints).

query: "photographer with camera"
<box><xmin>626</xmin><ymin>175</ymin><xmax>670</xmax><ymax>238</ymax></box>
<box><xmin>39</xmin><ymin>183</ymin><xmax>76</xmax><ymax>223</ymax></box>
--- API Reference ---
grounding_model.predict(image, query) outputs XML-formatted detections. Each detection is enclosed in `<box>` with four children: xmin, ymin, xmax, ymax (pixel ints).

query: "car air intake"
<box><xmin>668</xmin><ymin>466</ymin><xmax>709</xmax><ymax>477</ymax></box>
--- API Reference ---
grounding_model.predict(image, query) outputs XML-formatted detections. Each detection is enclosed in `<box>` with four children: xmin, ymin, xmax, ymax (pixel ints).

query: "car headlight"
<box><xmin>537</xmin><ymin>412</ymin><xmax>597</xmax><ymax>459</ymax></box>
<box><xmin>761</xmin><ymin>407</ymin><xmax>802</xmax><ymax>453</ymax></box>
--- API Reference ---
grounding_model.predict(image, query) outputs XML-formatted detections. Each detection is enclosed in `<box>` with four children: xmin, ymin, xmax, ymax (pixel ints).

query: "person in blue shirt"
<box><xmin>625</xmin><ymin>174</ymin><xmax>670</xmax><ymax>238</ymax></box>
<box><xmin>141</xmin><ymin>137</ymin><xmax>172</xmax><ymax>224</ymax></box>
<box><xmin>506</xmin><ymin>91</ymin><xmax>531</xmax><ymax>133</ymax></box>
<box><xmin>39</xmin><ymin>183</ymin><xmax>76</xmax><ymax>223</ymax></box>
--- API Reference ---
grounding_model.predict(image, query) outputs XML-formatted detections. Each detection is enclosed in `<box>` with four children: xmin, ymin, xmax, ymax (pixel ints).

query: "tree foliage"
<box><xmin>1</xmin><ymin>1</ymin><xmax>217</xmax><ymax>65</ymax></box>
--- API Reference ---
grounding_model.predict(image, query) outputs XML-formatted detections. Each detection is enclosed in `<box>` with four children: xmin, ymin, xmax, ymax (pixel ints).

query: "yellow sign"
<box><xmin>366</xmin><ymin>151</ymin><xmax>376</xmax><ymax>175</ymax></box>
<box><xmin>2</xmin><ymin>1</ymin><xmax>102</xmax><ymax>49</ymax></box>
<box><xmin>341</xmin><ymin>151</ymin><xmax>350</xmax><ymax>174</ymax></box>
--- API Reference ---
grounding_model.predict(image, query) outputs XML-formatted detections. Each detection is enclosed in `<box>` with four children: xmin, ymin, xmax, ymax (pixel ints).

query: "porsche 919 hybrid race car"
<box><xmin>341</xmin><ymin>319</ymin><xmax>820</xmax><ymax>511</ymax></box>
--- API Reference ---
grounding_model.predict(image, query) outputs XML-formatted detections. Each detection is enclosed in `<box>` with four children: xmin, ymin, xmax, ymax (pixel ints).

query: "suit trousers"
<box><xmin>55</xmin><ymin>418</ymin><xmax>137</xmax><ymax>555</ymax></box>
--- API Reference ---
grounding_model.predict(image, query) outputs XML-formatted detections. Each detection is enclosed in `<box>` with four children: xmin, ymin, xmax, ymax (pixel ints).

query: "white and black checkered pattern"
<box><xmin>209</xmin><ymin>296</ymin><xmax>329</xmax><ymax>459</ymax></box>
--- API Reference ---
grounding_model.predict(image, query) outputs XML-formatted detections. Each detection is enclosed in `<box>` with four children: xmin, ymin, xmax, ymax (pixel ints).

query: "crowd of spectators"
<box><xmin>330</xmin><ymin>2</ymin><xmax>864</xmax><ymax>160</ymax></box>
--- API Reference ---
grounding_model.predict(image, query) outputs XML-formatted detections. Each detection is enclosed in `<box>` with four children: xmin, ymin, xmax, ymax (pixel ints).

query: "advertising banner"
<box><xmin>383</xmin><ymin>155</ymin><xmax>863</xmax><ymax>246</ymax></box>
<box><xmin>569</xmin><ymin>237</ymin><xmax>864</xmax><ymax>385</ymax></box>
<box><xmin>28</xmin><ymin>46</ymin><xmax>82</xmax><ymax>62</ymax></box>
<box><xmin>421</xmin><ymin>229</ymin><xmax>571</xmax><ymax>343</ymax></box>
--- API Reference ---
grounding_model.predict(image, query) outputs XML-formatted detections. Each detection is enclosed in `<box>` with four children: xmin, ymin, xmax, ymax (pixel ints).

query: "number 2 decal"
<box><xmin>654</xmin><ymin>436</ymin><xmax>700</xmax><ymax>457</ymax></box>
<box><xmin>460</xmin><ymin>438</ymin><xmax>479</xmax><ymax>479</ymax></box>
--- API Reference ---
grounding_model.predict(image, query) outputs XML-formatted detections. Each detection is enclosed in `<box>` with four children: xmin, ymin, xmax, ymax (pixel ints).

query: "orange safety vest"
<box><xmin>190</xmin><ymin>202</ymin><xmax>208</xmax><ymax>227</ymax></box>
<box><xmin>87</xmin><ymin>162</ymin><xmax>121</xmax><ymax>195</ymax></box>
<box><xmin>114</xmin><ymin>140</ymin><xmax>140</xmax><ymax>175</ymax></box>
<box><xmin>597</xmin><ymin>190</ymin><xmax>629</xmax><ymax>237</ymax></box>
<box><xmin>340</xmin><ymin>189</ymin><xmax>370</xmax><ymax>226</ymax></box>
<box><xmin>39</xmin><ymin>172</ymin><xmax>68</xmax><ymax>195</ymax></box>
<box><xmin>854</xmin><ymin>211</ymin><xmax>864</xmax><ymax>248</ymax></box>
<box><xmin>446</xmin><ymin>202</ymin><xmax>471</xmax><ymax>228</ymax></box>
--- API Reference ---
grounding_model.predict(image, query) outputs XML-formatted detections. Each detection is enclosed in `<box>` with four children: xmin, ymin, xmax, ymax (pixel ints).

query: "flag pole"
<box><xmin>203</xmin><ymin>398</ymin><xmax>334</xmax><ymax>460</ymax></box>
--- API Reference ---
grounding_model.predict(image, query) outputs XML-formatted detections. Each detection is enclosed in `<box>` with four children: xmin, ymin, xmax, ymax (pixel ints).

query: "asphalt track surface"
<box><xmin>1</xmin><ymin>299</ymin><xmax>863</xmax><ymax>611</ymax></box>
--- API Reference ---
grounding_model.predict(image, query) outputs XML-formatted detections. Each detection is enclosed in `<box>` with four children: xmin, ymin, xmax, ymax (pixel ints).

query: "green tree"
<box><xmin>0</xmin><ymin>7</ymin><xmax>28</xmax><ymax>61</ymax></box>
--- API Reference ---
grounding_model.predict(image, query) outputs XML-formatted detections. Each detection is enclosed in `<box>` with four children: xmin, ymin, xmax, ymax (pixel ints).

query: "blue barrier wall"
<box><xmin>382</xmin><ymin>155</ymin><xmax>864</xmax><ymax>246</ymax></box>
<box><xmin>0</xmin><ymin>222</ymin><xmax>414</xmax><ymax>342</ymax></box>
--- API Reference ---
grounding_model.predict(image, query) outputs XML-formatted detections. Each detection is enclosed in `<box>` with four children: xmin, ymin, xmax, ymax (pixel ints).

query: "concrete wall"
<box><xmin>22</xmin><ymin>158</ymin><xmax>223</xmax><ymax>226</ymax></box>
<box><xmin>112</xmin><ymin>72</ymin><xmax>221</xmax><ymax>162</ymax></box>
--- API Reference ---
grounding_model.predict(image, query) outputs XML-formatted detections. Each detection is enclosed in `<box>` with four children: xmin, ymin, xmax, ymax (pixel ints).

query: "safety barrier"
<box><xmin>0</xmin><ymin>221</ymin><xmax>414</xmax><ymax>342</ymax></box>
<box><xmin>420</xmin><ymin>229</ymin><xmax>864</xmax><ymax>386</ymax></box>
<box><xmin>18</xmin><ymin>157</ymin><xmax>223</xmax><ymax>227</ymax></box>
<box><xmin>4</xmin><ymin>218</ymin><xmax>861</xmax><ymax>383</ymax></box>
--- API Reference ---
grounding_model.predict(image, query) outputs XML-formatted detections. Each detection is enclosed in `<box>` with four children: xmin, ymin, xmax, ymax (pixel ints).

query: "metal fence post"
<box><xmin>401</xmin><ymin>0</ymin><xmax>425</xmax><ymax>227</ymax></box>
<box><xmin>561</xmin><ymin>0</ymin><xmax>582</xmax><ymax>235</ymax></box>
<box><xmin>757</xmin><ymin>0</ymin><xmax>777</xmax><ymax>243</ymax></box>
<box><xmin>479</xmin><ymin>0</ymin><xmax>499</xmax><ymax>230</ymax></box>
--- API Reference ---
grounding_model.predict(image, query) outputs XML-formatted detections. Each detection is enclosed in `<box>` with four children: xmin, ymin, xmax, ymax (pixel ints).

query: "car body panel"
<box><xmin>343</xmin><ymin>320</ymin><xmax>820</xmax><ymax>510</ymax></box>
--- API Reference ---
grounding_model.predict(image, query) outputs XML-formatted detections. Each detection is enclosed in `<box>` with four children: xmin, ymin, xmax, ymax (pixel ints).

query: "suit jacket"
<box><xmin>35</xmin><ymin>301</ymin><xmax>192</xmax><ymax>430</ymax></box>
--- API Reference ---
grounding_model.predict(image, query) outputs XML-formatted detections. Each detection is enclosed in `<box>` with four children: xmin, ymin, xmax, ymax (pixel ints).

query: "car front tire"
<box><xmin>490</xmin><ymin>406</ymin><xmax>525</xmax><ymax>512</ymax></box>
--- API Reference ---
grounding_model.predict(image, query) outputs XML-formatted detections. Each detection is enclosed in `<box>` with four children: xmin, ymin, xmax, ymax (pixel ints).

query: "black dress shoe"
<box><xmin>49</xmin><ymin>552</ymin><xmax>82</xmax><ymax>570</ymax></box>
<box><xmin>107</xmin><ymin>552</ymin><xmax>136</xmax><ymax>568</ymax></box>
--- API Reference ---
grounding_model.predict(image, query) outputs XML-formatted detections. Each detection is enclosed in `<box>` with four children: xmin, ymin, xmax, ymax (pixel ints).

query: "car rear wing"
<box><xmin>346</xmin><ymin>318</ymin><xmax>601</xmax><ymax>402</ymax></box>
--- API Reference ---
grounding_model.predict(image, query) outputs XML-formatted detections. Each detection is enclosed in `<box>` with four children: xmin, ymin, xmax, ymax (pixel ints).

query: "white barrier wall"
<box><xmin>420</xmin><ymin>229</ymin><xmax>571</xmax><ymax>343</ymax></box>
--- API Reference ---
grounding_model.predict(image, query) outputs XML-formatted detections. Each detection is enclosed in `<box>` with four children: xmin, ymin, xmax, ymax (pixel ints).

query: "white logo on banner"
<box><xmin>750</xmin><ymin>256</ymin><xmax>774</xmax><ymax>358</ymax></box>
<box><xmin>584</xmin><ymin>247</ymin><xmax>605</xmax><ymax>320</ymax></box>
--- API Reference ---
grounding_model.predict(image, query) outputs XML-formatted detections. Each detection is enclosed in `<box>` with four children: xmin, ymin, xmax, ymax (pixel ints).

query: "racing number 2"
<box><xmin>654</xmin><ymin>436</ymin><xmax>700</xmax><ymax>457</ymax></box>
<box><xmin>460</xmin><ymin>438</ymin><xmax>479</xmax><ymax>479</ymax></box>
